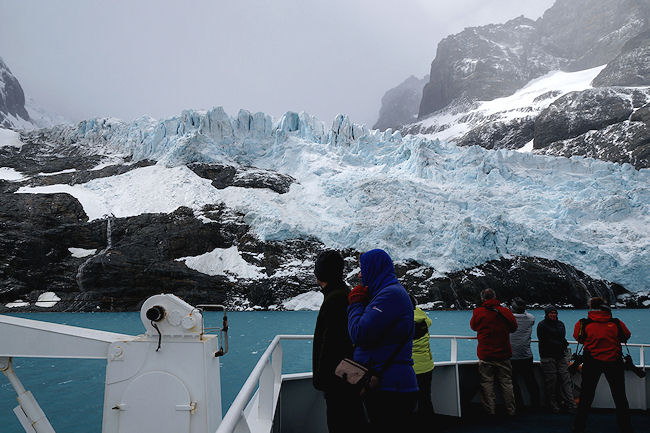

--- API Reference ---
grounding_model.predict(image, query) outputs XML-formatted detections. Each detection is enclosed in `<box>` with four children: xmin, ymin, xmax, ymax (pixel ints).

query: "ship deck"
<box><xmin>436</xmin><ymin>405</ymin><xmax>650</xmax><ymax>433</ymax></box>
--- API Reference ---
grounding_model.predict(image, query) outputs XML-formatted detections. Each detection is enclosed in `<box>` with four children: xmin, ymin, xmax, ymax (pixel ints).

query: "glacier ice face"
<box><xmin>22</xmin><ymin>107</ymin><xmax>650</xmax><ymax>292</ymax></box>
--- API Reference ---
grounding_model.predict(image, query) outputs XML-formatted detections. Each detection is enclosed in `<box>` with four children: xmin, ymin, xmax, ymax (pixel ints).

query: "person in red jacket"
<box><xmin>572</xmin><ymin>297</ymin><xmax>633</xmax><ymax>433</ymax></box>
<box><xmin>470</xmin><ymin>288</ymin><xmax>518</xmax><ymax>416</ymax></box>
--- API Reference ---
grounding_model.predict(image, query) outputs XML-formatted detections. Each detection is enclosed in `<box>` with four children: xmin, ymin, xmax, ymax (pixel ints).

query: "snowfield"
<box><xmin>410</xmin><ymin>65</ymin><xmax>608</xmax><ymax>143</ymax></box>
<box><xmin>14</xmin><ymin>90</ymin><xmax>650</xmax><ymax>293</ymax></box>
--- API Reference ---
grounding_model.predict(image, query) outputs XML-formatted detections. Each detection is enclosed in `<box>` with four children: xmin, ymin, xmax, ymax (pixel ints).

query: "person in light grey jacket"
<box><xmin>509</xmin><ymin>298</ymin><xmax>540</xmax><ymax>411</ymax></box>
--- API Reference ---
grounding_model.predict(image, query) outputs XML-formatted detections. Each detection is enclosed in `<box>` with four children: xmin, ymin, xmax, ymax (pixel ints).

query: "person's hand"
<box><xmin>348</xmin><ymin>285</ymin><xmax>369</xmax><ymax>304</ymax></box>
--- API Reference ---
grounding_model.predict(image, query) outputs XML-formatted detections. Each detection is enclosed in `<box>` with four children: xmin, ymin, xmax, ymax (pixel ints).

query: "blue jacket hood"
<box><xmin>360</xmin><ymin>249</ymin><xmax>399</xmax><ymax>297</ymax></box>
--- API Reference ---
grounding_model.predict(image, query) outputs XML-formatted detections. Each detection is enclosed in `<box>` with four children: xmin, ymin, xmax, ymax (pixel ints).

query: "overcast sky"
<box><xmin>0</xmin><ymin>0</ymin><xmax>555</xmax><ymax>126</ymax></box>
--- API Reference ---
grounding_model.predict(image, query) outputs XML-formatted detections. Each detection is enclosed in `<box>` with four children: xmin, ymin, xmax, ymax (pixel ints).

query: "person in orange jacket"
<box><xmin>572</xmin><ymin>297</ymin><xmax>633</xmax><ymax>433</ymax></box>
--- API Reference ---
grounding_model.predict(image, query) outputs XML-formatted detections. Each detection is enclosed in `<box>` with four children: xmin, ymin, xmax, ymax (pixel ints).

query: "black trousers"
<box><xmin>323</xmin><ymin>388</ymin><xmax>367</xmax><ymax>433</ymax></box>
<box><xmin>573</xmin><ymin>358</ymin><xmax>633</xmax><ymax>433</ymax></box>
<box><xmin>415</xmin><ymin>370</ymin><xmax>436</xmax><ymax>428</ymax></box>
<box><xmin>511</xmin><ymin>357</ymin><xmax>540</xmax><ymax>409</ymax></box>
<box><xmin>364</xmin><ymin>390</ymin><xmax>417</xmax><ymax>433</ymax></box>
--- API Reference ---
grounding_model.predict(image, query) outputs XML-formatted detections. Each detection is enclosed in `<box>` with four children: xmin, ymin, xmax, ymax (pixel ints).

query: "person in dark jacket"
<box><xmin>572</xmin><ymin>297</ymin><xmax>633</xmax><ymax>433</ymax></box>
<box><xmin>537</xmin><ymin>306</ymin><xmax>575</xmax><ymax>413</ymax></box>
<box><xmin>348</xmin><ymin>249</ymin><xmax>418</xmax><ymax>433</ymax></box>
<box><xmin>312</xmin><ymin>250</ymin><xmax>366</xmax><ymax>433</ymax></box>
<box><xmin>509</xmin><ymin>297</ymin><xmax>540</xmax><ymax>411</ymax></box>
<box><xmin>470</xmin><ymin>288</ymin><xmax>518</xmax><ymax>416</ymax></box>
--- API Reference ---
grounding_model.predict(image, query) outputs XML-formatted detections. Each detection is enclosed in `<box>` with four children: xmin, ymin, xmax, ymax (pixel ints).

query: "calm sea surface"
<box><xmin>1</xmin><ymin>309</ymin><xmax>648</xmax><ymax>432</ymax></box>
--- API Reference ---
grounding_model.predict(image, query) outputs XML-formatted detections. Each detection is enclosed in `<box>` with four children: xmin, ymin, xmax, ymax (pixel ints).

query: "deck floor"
<box><xmin>436</xmin><ymin>405</ymin><xmax>650</xmax><ymax>433</ymax></box>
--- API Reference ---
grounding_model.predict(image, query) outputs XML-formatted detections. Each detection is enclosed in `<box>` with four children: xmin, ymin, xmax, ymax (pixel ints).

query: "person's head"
<box><xmin>588</xmin><ymin>296</ymin><xmax>611</xmax><ymax>312</ymax></box>
<box><xmin>359</xmin><ymin>249</ymin><xmax>397</xmax><ymax>294</ymax></box>
<box><xmin>314</xmin><ymin>250</ymin><xmax>344</xmax><ymax>288</ymax></box>
<box><xmin>511</xmin><ymin>297</ymin><xmax>526</xmax><ymax>314</ymax></box>
<box><xmin>544</xmin><ymin>305</ymin><xmax>558</xmax><ymax>320</ymax></box>
<box><xmin>480</xmin><ymin>288</ymin><xmax>496</xmax><ymax>302</ymax></box>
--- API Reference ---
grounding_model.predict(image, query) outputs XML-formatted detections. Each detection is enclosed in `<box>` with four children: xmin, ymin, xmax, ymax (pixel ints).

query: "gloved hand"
<box><xmin>348</xmin><ymin>285</ymin><xmax>369</xmax><ymax>304</ymax></box>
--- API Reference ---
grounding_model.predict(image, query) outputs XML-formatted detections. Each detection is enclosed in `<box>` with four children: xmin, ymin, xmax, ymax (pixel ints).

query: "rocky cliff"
<box><xmin>0</xmin><ymin>57</ymin><xmax>30</xmax><ymax>129</ymax></box>
<box><xmin>373</xmin><ymin>75</ymin><xmax>428</xmax><ymax>132</ymax></box>
<box><xmin>418</xmin><ymin>0</ymin><xmax>650</xmax><ymax>119</ymax></box>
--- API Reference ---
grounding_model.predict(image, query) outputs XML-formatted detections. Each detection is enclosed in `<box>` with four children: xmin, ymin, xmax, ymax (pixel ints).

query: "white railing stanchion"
<box><xmin>640</xmin><ymin>346</ymin><xmax>645</xmax><ymax>368</ymax></box>
<box><xmin>450</xmin><ymin>337</ymin><xmax>458</xmax><ymax>363</ymax></box>
<box><xmin>272</xmin><ymin>343</ymin><xmax>283</xmax><ymax>385</ymax></box>
<box><xmin>258</xmin><ymin>360</ymin><xmax>275</xmax><ymax>421</ymax></box>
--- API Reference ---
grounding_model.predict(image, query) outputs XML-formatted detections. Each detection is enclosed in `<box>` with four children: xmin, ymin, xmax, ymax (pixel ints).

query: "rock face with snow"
<box><xmin>534</xmin><ymin>88</ymin><xmax>650</xmax><ymax>168</ymax></box>
<box><xmin>418</xmin><ymin>0</ymin><xmax>650</xmax><ymax>119</ymax></box>
<box><xmin>419</xmin><ymin>16</ymin><xmax>562</xmax><ymax>118</ymax></box>
<box><xmin>0</xmin><ymin>57</ymin><xmax>30</xmax><ymax>129</ymax></box>
<box><xmin>373</xmin><ymin>75</ymin><xmax>428</xmax><ymax>131</ymax></box>
<box><xmin>592</xmin><ymin>30</ymin><xmax>650</xmax><ymax>87</ymax></box>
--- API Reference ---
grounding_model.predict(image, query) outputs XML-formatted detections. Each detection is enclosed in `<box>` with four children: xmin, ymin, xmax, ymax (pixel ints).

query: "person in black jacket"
<box><xmin>537</xmin><ymin>306</ymin><xmax>575</xmax><ymax>413</ymax></box>
<box><xmin>312</xmin><ymin>250</ymin><xmax>367</xmax><ymax>433</ymax></box>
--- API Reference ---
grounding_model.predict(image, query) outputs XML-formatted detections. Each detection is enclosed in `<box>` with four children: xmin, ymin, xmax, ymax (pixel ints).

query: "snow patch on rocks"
<box><xmin>35</xmin><ymin>292</ymin><xmax>61</xmax><ymax>308</ymax></box>
<box><xmin>68</xmin><ymin>248</ymin><xmax>97</xmax><ymax>258</ymax></box>
<box><xmin>282</xmin><ymin>290</ymin><xmax>323</xmax><ymax>311</ymax></box>
<box><xmin>177</xmin><ymin>245</ymin><xmax>266</xmax><ymax>281</ymax></box>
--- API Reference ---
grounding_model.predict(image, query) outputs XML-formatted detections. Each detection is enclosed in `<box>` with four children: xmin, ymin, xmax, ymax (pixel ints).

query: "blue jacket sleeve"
<box><xmin>347</xmin><ymin>290</ymin><xmax>399</xmax><ymax>348</ymax></box>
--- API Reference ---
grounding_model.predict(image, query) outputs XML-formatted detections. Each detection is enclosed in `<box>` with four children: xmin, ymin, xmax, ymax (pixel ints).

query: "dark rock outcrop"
<box><xmin>188</xmin><ymin>163</ymin><xmax>295</xmax><ymax>194</ymax></box>
<box><xmin>456</xmin><ymin>117</ymin><xmax>535</xmax><ymax>150</ymax></box>
<box><xmin>533</xmin><ymin>88</ymin><xmax>640</xmax><ymax>148</ymax></box>
<box><xmin>533</xmin><ymin>88</ymin><xmax>650</xmax><ymax>168</ymax></box>
<box><xmin>592</xmin><ymin>30</ymin><xmax>650</xmax><ymax>87</ymax></box>
<box><xmin>374</xmin><ymin>75</ymin><xmax>428</xmax><ymax>131</ymax></box>
<box><xmin>0</xmin><ymin>57</ymin><xmax>30</xmax><ymax>128</ymax></box>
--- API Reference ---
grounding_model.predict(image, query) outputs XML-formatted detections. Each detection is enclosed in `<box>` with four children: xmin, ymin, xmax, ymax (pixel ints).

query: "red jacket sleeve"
<box><xmin>470</xmin><ymin>309</ymin><xmax>479</xmax><ymax>331</ymax></box>
<box><xmin>573</xmin><ymin>320</ymin><xmax>583</xmax><ymax>342</ymax></box>
<box><xmin>618</xmin><ymin>320</ymin><xmax>632</xmax><ymax>342</ymax></box>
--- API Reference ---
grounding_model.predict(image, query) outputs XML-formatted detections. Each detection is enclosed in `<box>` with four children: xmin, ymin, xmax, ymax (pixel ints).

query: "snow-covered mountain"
<box><xmin>401</xmin><ymin>66</ymin><xmax>650</xmax><ymax>169</ymax></box>
<box><xmin>376</xmin><ymin>0</ymin><xmax>650</xmax><ymax>168</ymax></box>
<box><xmin>1</xmin><ymin>106</ymin><xmax>648</xmax><ymax>311</ymax></box>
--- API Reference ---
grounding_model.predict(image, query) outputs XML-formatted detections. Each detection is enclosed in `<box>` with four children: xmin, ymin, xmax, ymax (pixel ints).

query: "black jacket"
<box><xmin>312</xmin><ymin>280</ymin><xmax>353</xmax><ymax>392</ymax></box>
<box><xmin>537</xmin><ymin>311</ymin><xmax>568</xmax><ymax>359</ymax></box>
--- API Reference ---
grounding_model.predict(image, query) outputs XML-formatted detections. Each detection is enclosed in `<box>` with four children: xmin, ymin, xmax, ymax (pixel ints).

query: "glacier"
<box><xmin>16</xmin><ymin>106</ymin><xmax>650</xmax><ymax>293</ymax></box>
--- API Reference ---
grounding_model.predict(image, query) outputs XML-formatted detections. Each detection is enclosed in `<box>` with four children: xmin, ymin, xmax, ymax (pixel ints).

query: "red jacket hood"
<box><xmin>588</xmin><ymin>310</ymin><xmax>612</xmax><ymax>322</ymax></box>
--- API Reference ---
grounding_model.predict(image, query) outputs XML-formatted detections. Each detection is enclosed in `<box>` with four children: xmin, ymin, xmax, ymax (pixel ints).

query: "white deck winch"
<box><xmin>0</xmin><ymin>294</ymin><xmax>227</xmax><ymax>433</ymax></box>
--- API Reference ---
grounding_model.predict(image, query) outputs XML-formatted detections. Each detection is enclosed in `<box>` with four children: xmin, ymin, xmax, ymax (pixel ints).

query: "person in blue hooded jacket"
<box><xmin>347</xmin><ymin>249</ymin><xmax>418</xmax><ymax>433</ymax></box>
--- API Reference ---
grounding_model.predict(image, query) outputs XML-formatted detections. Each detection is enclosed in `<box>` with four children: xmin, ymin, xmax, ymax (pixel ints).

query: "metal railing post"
<box><xmin>640</xmin><ymin>346</ymin><xmax>645</xmax><ymax>368</ymax></box>
<box><xmin>450</xmin><ymin>337</ymin><xmax>458</xmax><ymax>363</ymax></box>
<box><xmin>258</xmin><ymin>360</ymin><xmax>275</xmax><ymax>421</ymax></box>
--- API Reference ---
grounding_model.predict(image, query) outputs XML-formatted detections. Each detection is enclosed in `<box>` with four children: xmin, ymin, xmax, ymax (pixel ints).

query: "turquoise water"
<box><xmin>1</xmin><ymin>309</ymin><xmax>648</xmax><ymax>432</ymax></box>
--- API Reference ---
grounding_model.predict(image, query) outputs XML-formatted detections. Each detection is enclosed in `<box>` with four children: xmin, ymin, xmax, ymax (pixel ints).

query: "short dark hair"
<box><xmin>588</xmin><ymin>296</ymin><xmax>610</xmax><ymax>311</ymax></box>
<box><xmin>314</xmin><ymin>250</ymin><xmax>344</xmax><ymax>283</ymax></box>
<box><xmin>481</xmin><ymin>288</ymin><xmax>495</xmax><ymax>301</ymax></box>
<box><xmin>511</xmin><ymin>297</ymin><xmax>526</xmax><ymax>314</ymax></box>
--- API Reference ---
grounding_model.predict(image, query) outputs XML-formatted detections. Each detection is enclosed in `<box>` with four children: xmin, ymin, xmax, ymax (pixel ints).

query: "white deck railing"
<box><xmin>430</xmin><ymin>335</ymin><xmax>648</xmax><ymax>366</ymax></box>
<box><xmin>216</xmin><ymin>334</ymin><xmax>648</xmax><ymax>433</ymax></box>
<box><xmin>215</xmin><ymin>335</ymin><xmax>312</xmax><ymax>433</ymax></box>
